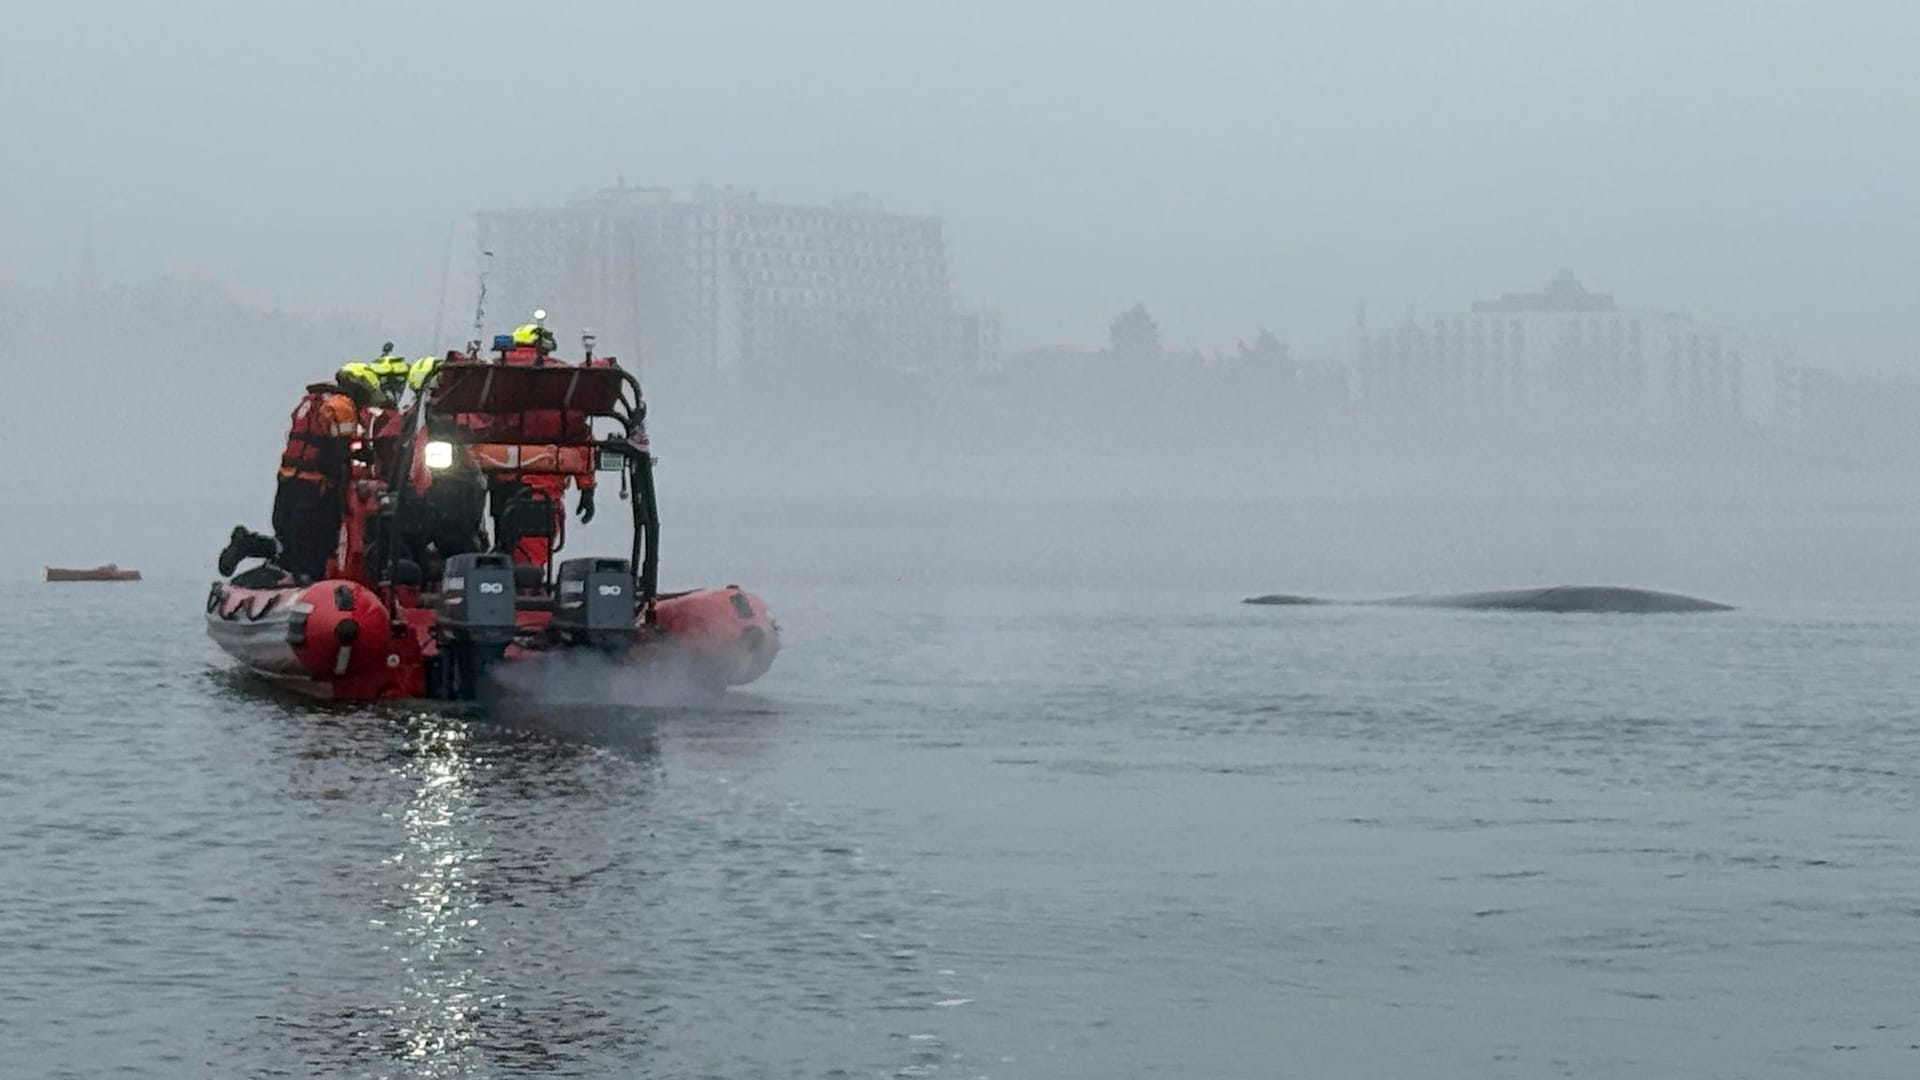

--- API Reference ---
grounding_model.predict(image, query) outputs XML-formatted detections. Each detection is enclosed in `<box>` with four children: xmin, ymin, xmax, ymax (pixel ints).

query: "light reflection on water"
<box><xmin>384</xmin><ymin>713</ymin><xmax>487</xmax><ymax>1076</ymax></box>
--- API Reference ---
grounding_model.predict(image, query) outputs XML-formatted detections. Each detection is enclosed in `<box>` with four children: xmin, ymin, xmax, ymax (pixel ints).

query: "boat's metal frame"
<box><xmin>379</xmin><ymin>358</ymin><xmax>661</xmax><ymax>630</ymax></box>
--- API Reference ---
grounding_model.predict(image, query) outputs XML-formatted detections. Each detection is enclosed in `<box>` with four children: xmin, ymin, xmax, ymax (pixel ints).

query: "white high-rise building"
<box><xmin>475</xmin><ymin>182</ymin><xmax>1001</xmax><ymax>378</ymax></box>
<box><xmin>1350</xmin><ymin>271</ymin><xmax>1804</xmax><ymax>437</ymax></box>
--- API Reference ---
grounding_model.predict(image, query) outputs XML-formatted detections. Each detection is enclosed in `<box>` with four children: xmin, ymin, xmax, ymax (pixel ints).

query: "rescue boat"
<box><xmin>205</xmin><ymin>342</ymin><xmax>779</xmax><ymax>701</ymax></box>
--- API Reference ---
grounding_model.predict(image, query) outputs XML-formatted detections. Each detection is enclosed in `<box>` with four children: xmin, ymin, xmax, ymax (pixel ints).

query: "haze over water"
<box><xmin>5</xmin><ymin>1</ymin><xmax>1920</xmax><ymax>1076</ymax></box>
<box><xmin>8</xmin><ymin>493</ymin><xmax>1920</xmax><ymax>1077</ymax></box>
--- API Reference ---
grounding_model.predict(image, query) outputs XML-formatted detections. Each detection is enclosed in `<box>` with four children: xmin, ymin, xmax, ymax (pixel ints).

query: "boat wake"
<box><xmin>481</xmin><ymin>646</ymin><xmax>733</xmax><ymax>709</ymax></box>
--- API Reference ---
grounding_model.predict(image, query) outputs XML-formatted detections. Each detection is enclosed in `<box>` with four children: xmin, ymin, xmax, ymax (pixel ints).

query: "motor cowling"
<box><xmin>552</xmin><ymin>557</ymin><xmax>637</xmax><ymax>649</ymax></box>
<box><xmin>434</xmin><ymin>552</ymin><xmax>520</xmax><ymax>700</ymax></box>
<box><xmin>440</xmin><ymin>553</ymin><xmax>519</xmax><ymax>645</ymax></box>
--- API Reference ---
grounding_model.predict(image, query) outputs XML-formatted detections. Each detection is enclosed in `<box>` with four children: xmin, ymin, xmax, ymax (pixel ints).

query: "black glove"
<box><xmin>576</xmin><ymin>487</ymin><xmax>596</xmax><ymax>523</ymax></box>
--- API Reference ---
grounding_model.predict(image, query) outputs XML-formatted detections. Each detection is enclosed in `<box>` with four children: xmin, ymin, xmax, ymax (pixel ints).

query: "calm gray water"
<box><xmin>5</xmin><ymin>496</ymin><xmax>1920</xmax><ymax>1078</ymax></box>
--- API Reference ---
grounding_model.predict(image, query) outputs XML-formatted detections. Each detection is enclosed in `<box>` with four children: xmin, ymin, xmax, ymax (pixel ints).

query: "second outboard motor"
<box><xmin>551</xmin><ymin>556</ymin><xmax>637</xmax><ymax>650</ymax></box>
<box><xmin>436</xmin><ymin>552</ymin><xmax>518</xmax><ymax>698</ymax></box>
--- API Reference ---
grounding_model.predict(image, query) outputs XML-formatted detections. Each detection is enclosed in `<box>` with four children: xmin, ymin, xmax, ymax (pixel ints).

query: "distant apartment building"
<box><xmin>1350</xmin><ymin>271</ymin><xmax>1805</xmax><ymax>437</ymax></box>
<box><xmin>475</xmin><ymin>182</ymin><xmax>1002</xmax><ymax>378</ymax></box>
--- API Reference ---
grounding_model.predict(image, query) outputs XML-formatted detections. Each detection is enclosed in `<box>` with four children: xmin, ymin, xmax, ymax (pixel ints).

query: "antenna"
<box><xmin>470</xmin><ymin>247</ymin><xmax>495</xmax><ymax>354</ymax></box>
<box><xmin>429</xmin><ymin>219</ymin><xmax>454</xmax><ymax>352</ymax></box>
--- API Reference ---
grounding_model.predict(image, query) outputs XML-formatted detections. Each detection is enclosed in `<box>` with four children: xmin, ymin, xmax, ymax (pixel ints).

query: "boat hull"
<box><xmin>205</xmin><ymin>579</ymin><xmax>779</xmax><ymax>702</ymax></box>
<box><xmin>206</xmin><ymin>579</ymin><xmax>415</xmax><ymax>699</ymax></box>
<box><xmin>651</xmin><ymin>586</ymin><xmax>781</xmax><ymax>688</ymax></box>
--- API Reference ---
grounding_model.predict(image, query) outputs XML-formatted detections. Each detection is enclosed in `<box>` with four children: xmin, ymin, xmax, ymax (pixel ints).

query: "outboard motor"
<box><xmin>436</xmin><ymin>552</ymin><xmax>518</xmax><ymax>698</ymax></box>
<box><xmin>551</xmin><ymin>556</ymin><xmax>637</xmax><ymax>651</ymax></box>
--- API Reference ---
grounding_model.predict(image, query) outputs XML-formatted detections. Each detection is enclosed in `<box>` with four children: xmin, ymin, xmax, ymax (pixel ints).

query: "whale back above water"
<box><xmin>1244</xmin><ymin>585</ymin><xmax>1734</xmax><ymax>613</ymax></box>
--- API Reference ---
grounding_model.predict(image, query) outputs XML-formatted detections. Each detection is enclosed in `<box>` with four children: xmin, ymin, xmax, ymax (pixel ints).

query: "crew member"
<box><xmin>273</xmin><ymin>367</ymin><xmax>376</xmax><ymax>582</ymax></box>
<box><xmin>405</xmin><ymin>352</ymin><xmax>473</xmax><ymax>410</ymax></box>
<box><xmin>367</xmin><ymin>342</ymin><xmax>412</xmax><ymax>406</ymax></box>
<box><xmin>333</xmin><ymin>361</ymin><xmax>401</xmax><ymax>479</ymax></box>
<box><xmin>509</xmin><ymin>313</ymin><xmax>556</xmax><ymax>358</ymax></box>
<box><xmin>485</xmin><ymin>311</ymin><xmax>595</xmax><ymax>566</ymax></box>
<box><xmin>408</xmin><ymin>355</ymin><xmax>440</xmax><ymax>404</ymax></box>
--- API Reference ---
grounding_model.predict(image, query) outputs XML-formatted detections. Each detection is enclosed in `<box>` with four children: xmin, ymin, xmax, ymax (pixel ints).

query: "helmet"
<box><xmin>366</xmin><ymin>352</ymin><xmax>411</xmax><ymax>401</ymax></box>
<box><xmin>511</xmin><ymin>308</ymin><xmax>554</xmax><ymax>349</ymax></box>
<box><xmin>407</xmin><ymin>355</ymin><xmax>439</xmax><ymax>392</ymax></box>
<box><xmin>334</xmin><ymin>363</ymin><xmax>382</xmax><ymax>405</ymax></box>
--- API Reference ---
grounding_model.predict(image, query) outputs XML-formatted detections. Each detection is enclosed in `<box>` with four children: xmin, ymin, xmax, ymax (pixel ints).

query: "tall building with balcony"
<box><xmin>1350</xmin><ymin>271</ymin><xmax>1804</xmax><ymax>439</ymax></box>
<box><xmin>475</xmin><ymin>182</ymin><xmax>1001</xmax><ymax>380</ymax></box>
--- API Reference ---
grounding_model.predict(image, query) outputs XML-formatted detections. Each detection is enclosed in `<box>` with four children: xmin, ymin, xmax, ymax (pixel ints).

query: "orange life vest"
<box><xmin>278</xmin><ymin>383</ymin><xmax>359</xmax><ymax>485</ymax></box>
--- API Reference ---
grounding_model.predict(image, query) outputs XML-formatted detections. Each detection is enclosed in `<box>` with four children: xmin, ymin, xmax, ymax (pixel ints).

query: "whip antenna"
<box><xmin>470</xmin><ymin>247</ymin><xmax>495</xmax><ymax>352</ymax></box>
<box><xmin>429</xmin><ymin>219</ymin><xmax>454</xmax><ymax>351</ymax></box>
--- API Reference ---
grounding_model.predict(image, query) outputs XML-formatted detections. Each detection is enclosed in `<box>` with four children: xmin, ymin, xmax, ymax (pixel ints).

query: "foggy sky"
<box><xmin>4</xmin><ymin>0</ymin><xmax>1918</xmax><ymax>362</ymax></box>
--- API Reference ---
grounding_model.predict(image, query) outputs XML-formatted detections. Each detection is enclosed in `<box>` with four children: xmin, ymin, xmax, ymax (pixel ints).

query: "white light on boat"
<box><xmin>424</xmin><ymin>440</ymin><xmax>455</xmax><ymax>470</ymax></box>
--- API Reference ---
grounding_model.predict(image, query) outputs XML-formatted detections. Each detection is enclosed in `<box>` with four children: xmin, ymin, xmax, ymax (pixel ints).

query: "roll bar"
<box><xmin>379</xmin><ymin>359</ymin><xmax>658</xmax><ymax>631</ymax></box>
